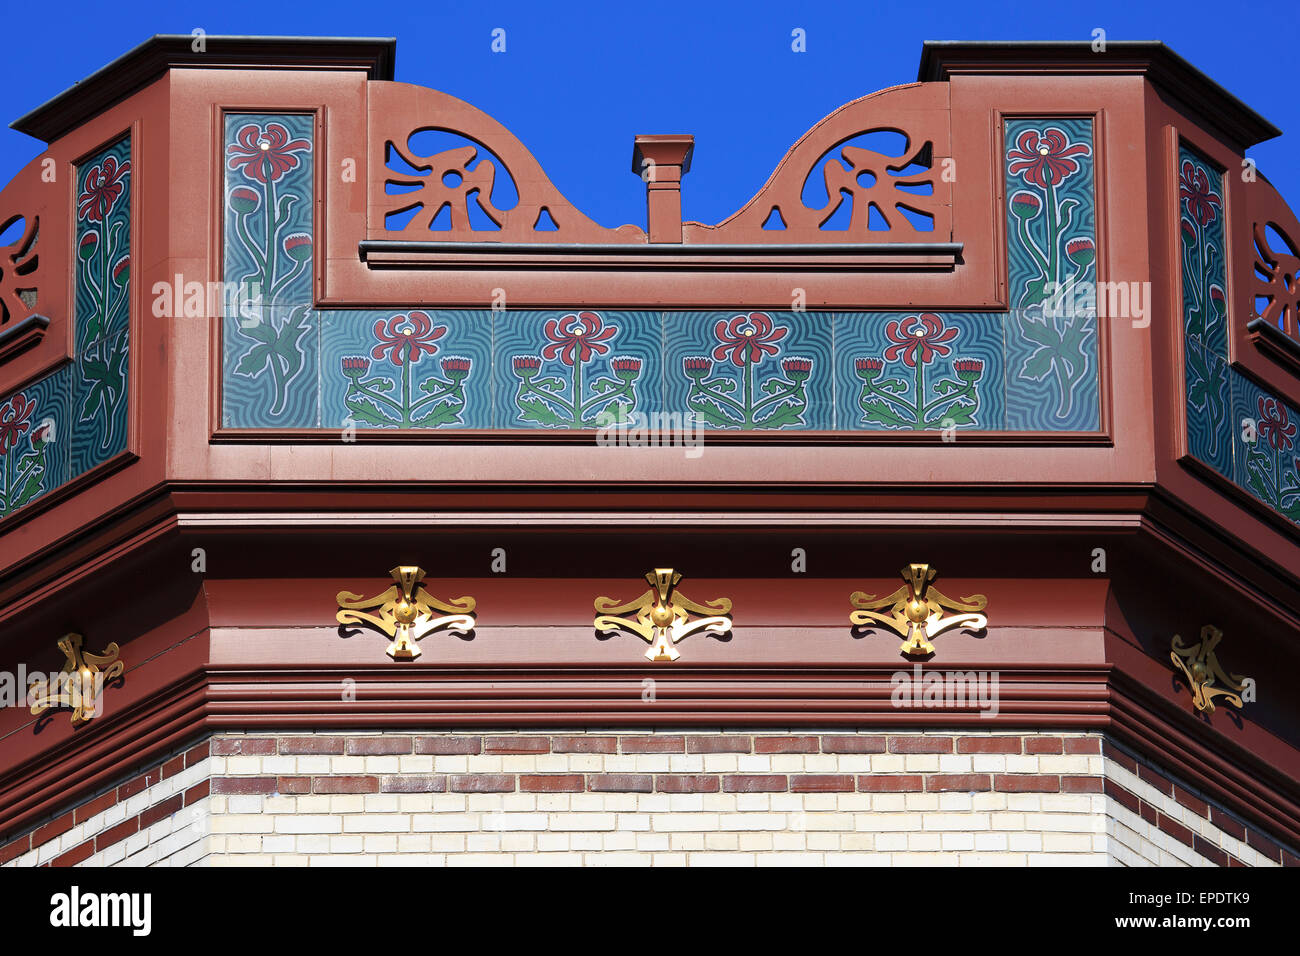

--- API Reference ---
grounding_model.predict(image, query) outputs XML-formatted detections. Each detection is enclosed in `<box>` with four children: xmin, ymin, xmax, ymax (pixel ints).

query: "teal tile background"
<box><xmin>1178</xmin><ymin>143</ymin><xmax>1300</xmax><ymax>525</ymax></box>
<box><xmin>835</xmin><ymin>312</ymin><xmax>1005</xmax><ymax>431</ymax></box>
<box><xmin>496</xmin><ymin>311</ymin><xmax>662</xmax><ymax>429</ymax></box>
<box><xmin>664</xmin><ymin>311</ymin><xmax>832</xmax><ymax>430</ymax></box>
<box><xmin>3</xmin><ymin>135</ymin><xmax>131</xmax><ymax>520</ymax></box>
<box><xmin>322</xmin><ymin>310</ymin><xmax>493</xmax><ymax>430</ymax></box>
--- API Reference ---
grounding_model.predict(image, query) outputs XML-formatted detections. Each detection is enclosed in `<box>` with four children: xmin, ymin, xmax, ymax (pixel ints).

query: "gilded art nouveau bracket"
<box><xmin>1171</xmin><ymin>625</ymin><xmax>1251</xmax><ymax>714</ymax></box>
<box><xmin>850</xmin><ymin>563</ymin><xmax>988</xmax><ymax>657</ymax></box>
<box><xmin>336</xmin><ymin>566</ymin><xmax>476</xmax><ymax>660</ymax></box>
<box><xmin>594</xmin><ymin>569</ymin><xmax>733</xmax><ymax>662</ymax></box>
<box><xmin>29</xmin><ymin>633</ymin><xmax>125</xmax><ymax>726</ymax></box>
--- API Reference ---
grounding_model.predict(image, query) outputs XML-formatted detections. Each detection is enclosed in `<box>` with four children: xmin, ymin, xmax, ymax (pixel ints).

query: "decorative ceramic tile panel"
<box><xmin>1</xmin><ymin>136</ymin><xmax>131</xmax><ymax>520</ymax></box>
<box><xmin>0</xmin><ymin>370</ymin><xmax>68</xmax><ymax>516</ymax></box>
<box><xmin>835</xmin><ymin>312</ymin><xmax>1005</xmax><ymax>431</ymax></box>
<box><xmin>222</xmin><ymin>113</ymin><xmax>317</xmax><ymax>428</ymax></box>
<box><xmin>1179</xmin><ymin>152</ymin><xmax>1229</xmax><ymax>358</ymax></box>
<box><xmin>321</xmin><ymin>309</ymin><xmax>493</xmax><ymax>430</ymax></box>
<box><xmin>664</xmin><ymin>312</ymin><xmax>832</xmax><ymax>430</ymax></box>
<box><xmin>219</xmin><ymin>117</ymin><xmax>1103</xmax><ymax>435</ymax></box>
<box><xmin>1187</xmin><ymin>343</ymin><xmax>1233</xmax><ymax>478</ymax></box>
<box><xmin>1179</xmin><ymin>143</ymin><xmax>1300</xmax><ymax>525</ymax></box>
<box><xmin>1180</xmin><ymin>146</ymin><xmax>1234</xmax><ymax>480</ymax></box>
<box><xmin>1003</xmin><ymin>118</ymin><xmax>1099</xmax><ymax>431</ymax></box>
<box><xmin>71</xmin><ymin>136</ymin><xmax>133</xmax><ymax>475</ymax></box>
<box><xmin>496</xmin><ymin>311</ymin><xmax>661</xmax><ymax>429</ymax></box>
<box><xmin>1231</xmin><ymin>369</ymin><xmax>1300</xmax><ymax>521</ymax></box>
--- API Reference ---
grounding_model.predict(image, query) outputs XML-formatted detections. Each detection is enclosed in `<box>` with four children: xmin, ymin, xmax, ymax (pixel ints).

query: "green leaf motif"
<box><xmin>1016</xmin><ymin>314</ymin><xmax>1060</xmax><ymax>348</ymax></box>
<box><xmin>1020</xmin><ymin>348</ymin><xmax>1056</xmax><ymax>381</ymax></box>
<box><xmin>516</xmin><ymin>397</ymin><xmax>569</xmax><ymax>428</ymax></box>
<box><xmin>1020</xmin><ymin>278</ymin><xmax>1051</xmax><ymax>309</ymax></box>
<box><xmin>234</xmin><ymin>344</ymin><xmax>272</xmax><ymax>377</ymax></box>
<box><xmin>876</xmin><ymin>378</ymin><xmax>908</xmax><ymax>395</ymax></box>
<box><xmin>930</xmin><ymin>404</ymin><xmax>977</xmax><ymax>428</ymax></box>
<box><xmin>412</xmin><ymin>401</ymin><xmax>462</xmax><ymax>428</ymax></box>
<box><xmin>859</xmin><ymin>398</ymin><xmax>914</xmax><ymax>429</ymax></box>
<box><xmin>583</xmin><ymin>401</ymin><xmax>630</xmax><ymax>427</ymax></box>
<box><xmin>755</xmin><ymin>402</ymin><xmax>804</xmax><ymax>429</ymax></box>
<box><xmin>345</xmin><ymin>397</ymin><xmax>397</xmax><ymax>427</ymax></box>
<box><xmin>688</xmin><ymin>398</ymin><xmax>735</xmax><ymax>428</ymax></box>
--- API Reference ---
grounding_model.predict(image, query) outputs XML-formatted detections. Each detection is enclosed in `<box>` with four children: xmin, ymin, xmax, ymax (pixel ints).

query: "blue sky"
<box><xmin>2</xmin><ymin>0</ymin><xmax>1296</xmax><ymax>229</ymax></box>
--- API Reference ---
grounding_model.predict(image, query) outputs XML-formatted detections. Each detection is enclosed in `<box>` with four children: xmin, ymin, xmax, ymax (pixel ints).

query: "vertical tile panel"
<box><xmin>1003</xmin><ymin>118</ymin><xmax>1099</xmax><ymax>431</ymax></box>
<box><xmin>71</xmin><ymin>136</ymin><xmax>132</xmax><ymax>473</ymax></box>
<box><xmin>221</xmin><ymin>113</ymin><xmax>317</xmax><ymax>428</ymax></box>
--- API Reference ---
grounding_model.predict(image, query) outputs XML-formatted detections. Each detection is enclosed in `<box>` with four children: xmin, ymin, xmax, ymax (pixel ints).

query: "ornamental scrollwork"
<box><xmin>1171</xmin><ymin>625</ymin><xmax>1251</xmax><ymax>714</ymax></box>
<box><xmin>850</xmin><ymin>563</ymin><xmax>988</xmax><ymax>657</ymax></box>
<box><xmin>29</xmin><ymin>633</ymin><xmax>125</xmax><ymax>726</ymax></box>
<box><xmin>336</xmin><ymin>565</ymin><xmax>476</xmax><ymax>660</ymax></box>
<box><xmin>594</xmin><ymin>569</ymin><xmax>732</xmax><ymax>662</ymax></box>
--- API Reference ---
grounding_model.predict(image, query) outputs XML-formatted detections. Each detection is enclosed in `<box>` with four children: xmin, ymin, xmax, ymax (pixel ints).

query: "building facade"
<box><xmin>0</xmin><ymin>36</ymin><xmax>1298</xmax><ymax>866</ymax></box>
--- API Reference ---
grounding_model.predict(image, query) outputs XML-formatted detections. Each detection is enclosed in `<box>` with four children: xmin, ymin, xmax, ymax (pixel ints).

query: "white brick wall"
<box><xmin>202</xmin><ymin>730</ymin><xmax>1111</xmax><ymax>866</ymax></box>
<box><xmin>5</xmin><ymin>731</ymin><xmax>1288</xmax><ymax>866</ymax></box>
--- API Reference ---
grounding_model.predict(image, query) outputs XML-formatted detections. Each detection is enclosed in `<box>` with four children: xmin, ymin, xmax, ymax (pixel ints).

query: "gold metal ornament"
<box><xmin>336</xmin><ymin>566</ymin><xmax>476</xmax><ymax>660</ymax></box>
<box><xmin>29</xmin><ymin>633</ymin><xmax>125</xmax><ymax>726</ymax></box>
<box><xmin>594</xmin><ymin>569</ymin><xmax>733</xmax><ymax>662</ymax></box>
<box><xmin>1171</xmin><ymin>625</ymin><xmax>1249</xmax><ymax>714</ymax></box>
<box><xmin>850</xmin><ymin>563</ymin><xmax>988</xmax><ymax>657</ymax></box>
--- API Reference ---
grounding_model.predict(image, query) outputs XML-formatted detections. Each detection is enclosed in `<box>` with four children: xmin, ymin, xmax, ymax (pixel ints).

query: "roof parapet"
<box><xmin>12</xmin><ymin>34</ymin><xmax>397</xmax><ymax>143</ymax></box>
<box><xmin>918</xmin><ymin>40</ymin><xmax>1280</xmax><ymax>150</ymax></box>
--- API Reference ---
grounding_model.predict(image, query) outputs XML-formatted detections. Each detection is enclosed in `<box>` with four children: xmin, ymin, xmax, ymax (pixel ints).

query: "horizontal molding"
<box><xmin>209</xmin><ymin>426</ymin><xmax>1113</xmax><ymax>446</ymax></box>
<box><xmin>0</xmin><ymin>313</ymin><xmax>49</xmax><ymax>366</ymax></box>
<box><xmin>1246</xmin><ymin>317</ymin><xmax>1300</xmax><ymax>376</ymax></box>
<box><xmin>172</xmin><ymin>509</ymin><xmax>1148</xmax><ymax>530</ymax></box>
<box><xmin>1107</xmin><ymin>669</ymin><xmax>1300</xmax><ymax>850</ymax></box>
<box><xmin>358</xmin><ymin>239</ymin><xmax>964</xmax><ymax>273</ymax></box>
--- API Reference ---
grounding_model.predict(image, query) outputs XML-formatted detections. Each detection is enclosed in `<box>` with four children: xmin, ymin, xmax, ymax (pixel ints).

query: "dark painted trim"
<box><xmin>0</xmin><ymin>313</ymin><xmax>49</xmax><ymax>365</ymax></box>
<box><xmin>918</xmin><ymin>40</ymin><xmax>1279</xmax><ymax>149</ymax></box>
<box><xmin>359</xmin><ymin>240</ymin><xmax>965</xmax><ymax>257</ymax></box>
<box><xmin>12</xmin><ymin>35</ymin><xmax>397</xmax><ymax>142</ymax></box>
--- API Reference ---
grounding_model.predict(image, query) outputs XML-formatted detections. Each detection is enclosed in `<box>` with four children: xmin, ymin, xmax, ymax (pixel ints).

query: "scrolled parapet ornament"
<box><xmin>29</xmin><ymin>633</ymin><xmax>124</xmax><ymax>726</ymax></box>
<box><xmin>1171</xmin><ymin>625</ymin><xmax>1252</xmax><ymax>714</ymax></box>
<box><xmin>850</xmin><ymin>564</ymin><xmax>988</xmax><ymax>657</ymax></box>
<box><xmin>336</xmin><ymin>566</ymin><xmax>476</xmax><ymax>660</ymax></box>
<box><xmin>594</xmin><ymin>569</ymin><xmax>732</xmax><ymax>662</ymax></box>
<box><xmin>1249</xmin><ymin>219</ymin><xmax>1299</xmax><ymax>340</ymax></box>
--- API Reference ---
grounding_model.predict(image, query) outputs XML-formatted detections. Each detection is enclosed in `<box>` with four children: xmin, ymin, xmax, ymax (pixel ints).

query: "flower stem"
<box><xmin>743</xmin><ymin>353</ymin><xmax>754</xmax><ymax>428</ymax></box>
<box><xmin>401</xmin><ymin>344</ymin><xmax>412</xmax><ymax>427</ymax></box>
<box><xmin>1045</xmin><ymin>178</ymin><xmax>1060</xmax><ymax>288</ymax></box>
